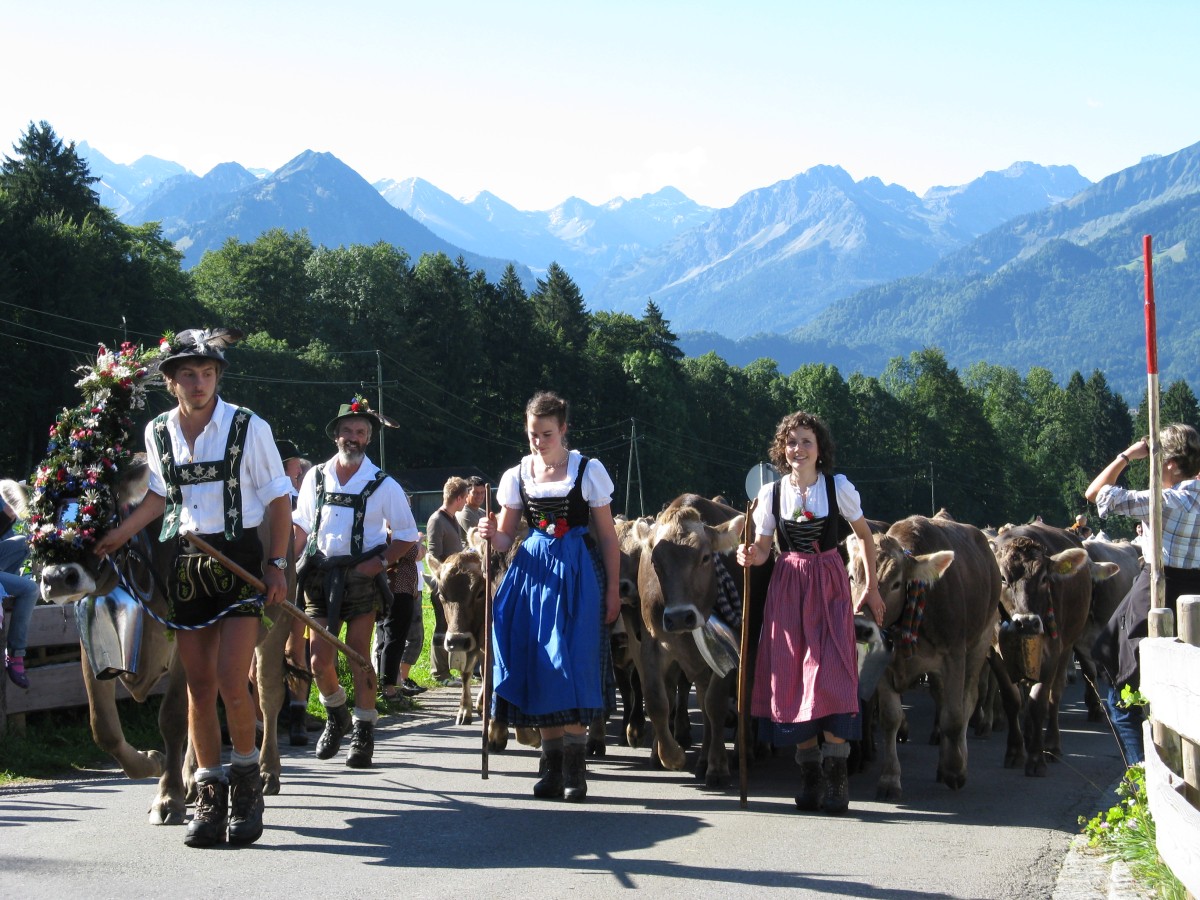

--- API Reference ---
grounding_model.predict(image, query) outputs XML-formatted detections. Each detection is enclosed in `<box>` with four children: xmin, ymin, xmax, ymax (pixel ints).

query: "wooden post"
<box><xmin>1179</xmin><ymin>596</ymin><xmax>1200</xmax><ymax>806</ymax></box>
<box><xmin>1144</xmin><ymin>235</ymin><xmax>1169</xmax><ymax>634</ymax></box>
<box><xmin>738</xmin><ymin>500</ymin><xmax>755</xmax><ymax>809</ymax></box>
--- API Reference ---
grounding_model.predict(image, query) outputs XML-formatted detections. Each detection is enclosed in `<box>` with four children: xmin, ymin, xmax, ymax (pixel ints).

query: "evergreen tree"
<box><xmin>1</xmin><ymin>120</ymin><xmax>106</xmax><ymax>227</ymax></box>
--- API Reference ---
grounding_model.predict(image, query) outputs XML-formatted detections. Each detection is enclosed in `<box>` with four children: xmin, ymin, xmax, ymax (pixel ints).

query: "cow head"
<box><xmin>427</xmin><ymin>549</ymin><xmax>488</xmax><ymax>656</ymax></box>
<box><xmin>992</xmin><ymin>535</ymin><xmax>1088</xmax><ymax>639</ymax></box>
<box><xmin>848</xmin><ymin>533</ymin><xmax>954</xmax><ymax>629</ymax></box>
<box><xmin>37</xmin><ymin>461</ymin><xmax>151</xmax><ymax>605</ymax></box>
<box><xmin>639</xmin><ymin>505</ymin><xmax>743</xmax><ymax>635</ymax></box>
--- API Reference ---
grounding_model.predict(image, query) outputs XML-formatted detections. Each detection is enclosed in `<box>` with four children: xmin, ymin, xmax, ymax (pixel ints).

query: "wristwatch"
<box><xmin>268</xmin><ymin>557</ymin><xmax>288</xmax><ymax>570</ymax></box>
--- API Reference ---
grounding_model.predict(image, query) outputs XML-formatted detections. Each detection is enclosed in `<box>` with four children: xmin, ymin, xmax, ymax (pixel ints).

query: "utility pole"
<box><xmin>624</xmin><ymin>418</ymin><xmax>646</xmax><ymax>517</ymax></box>
<box><xmin>376</xmin><ymin>350</ymin><xmax>385</xmax><ymax>470</ymax></box>
<box><xmin>929</xmin><ymin>461</ymin><xmax>935</xmax><ymax>516</ymax></box>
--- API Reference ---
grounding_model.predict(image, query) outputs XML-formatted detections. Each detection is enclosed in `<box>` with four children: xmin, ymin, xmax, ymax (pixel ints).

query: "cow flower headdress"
<box><xmin>28</xmin><ymin>342</ymin><xmax>161</xmax><ymax>567</ymax></box>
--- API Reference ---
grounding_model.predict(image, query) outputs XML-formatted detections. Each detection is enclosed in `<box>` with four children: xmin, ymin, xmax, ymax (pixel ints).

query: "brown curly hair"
<box><xmin>525</xmin><ymin>391</ymin><xmax>569</xmax><ymax>427</ymax></box>
<box><xmin>768</xmin><ymin>411</ymin><xmax>835</xmax><ymax>476</ymax></box>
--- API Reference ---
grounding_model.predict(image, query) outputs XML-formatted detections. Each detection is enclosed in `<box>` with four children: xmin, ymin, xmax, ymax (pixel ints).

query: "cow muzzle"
<box><xmin>662</xmin><ymin>603</ymin><xmax>703</xmax><ymax>633</ymax></box>
<box><xmin>40</xmin><ymin>562</ymin><xmax>97</xmax><ymax>604</ymax></box>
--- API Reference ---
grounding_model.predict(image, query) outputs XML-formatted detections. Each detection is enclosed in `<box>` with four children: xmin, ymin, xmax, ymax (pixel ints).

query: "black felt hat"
<box><xmin>275</xmin><ymin>439</ymin><xmax>303</xmax><ymax>462</ymax></box>
<box><xmin>159</xmin><ymin>327</ymin><xmax>243</xmax><ymax>375</ymax></box>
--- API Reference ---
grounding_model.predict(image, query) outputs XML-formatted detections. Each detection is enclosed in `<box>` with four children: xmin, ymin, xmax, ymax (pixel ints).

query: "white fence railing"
<box><xmin>1140</xmin><ymin>594</ymin><xmax>1200</xmax><ymax>895</ymax></box>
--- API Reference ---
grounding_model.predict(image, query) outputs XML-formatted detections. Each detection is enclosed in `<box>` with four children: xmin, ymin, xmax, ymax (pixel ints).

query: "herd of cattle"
<box><xmin>38</xmin><ymin>476</ymin><xmax>1139</xmax><ymax>825</ymax></box>
<box><xmin>430</xmin><ymin>494</ymin><xmax>1138</xmax><ymax>803</ymax></box>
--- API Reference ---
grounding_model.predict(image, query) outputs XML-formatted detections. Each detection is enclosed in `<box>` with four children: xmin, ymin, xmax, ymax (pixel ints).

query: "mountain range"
<box><xmin>75</xmin><ymin>136</ymin><xmax>1200</xmax><ymax>398</ymax></box>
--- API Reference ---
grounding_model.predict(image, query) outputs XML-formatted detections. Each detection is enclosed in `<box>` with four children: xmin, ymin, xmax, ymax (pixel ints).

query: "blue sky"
<box><xmin>4</xmin><ymin>1</ymin><xmax>1199</xmax><ymax>211</ymax></box>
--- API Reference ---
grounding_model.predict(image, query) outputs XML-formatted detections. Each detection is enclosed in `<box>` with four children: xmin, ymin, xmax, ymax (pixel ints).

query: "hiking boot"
<box><xmin>533</xmin><ymin>746</ymin><xmax>564</xmax><ymax>799</ymax></box>
<box><xmin>795</xmin><ymin>761</ymin><xmax>823</xmax><ymax>811</ymax></box>
<box><xmin>563</xmin><ymin>742</ymin><xmax>588</xmax><ymax>802</ymax></box>
<box><xmin>316</xmin><ymin>703</ymin><xmax>352</xmax><ymax>760</ymax></box>
<box><xmin>227</xmin><ymin>764</ymin><xmax>264</xmax><ymax>845</ymax></box>
<box><xmin>288</xmin><ymin>704</ymin><xmax>309</xmax><ymax>747</ymax></box>
<box><xmin>184</xmin><ymin>778</ymin><xmax>228</xmax><ymax>848</ymax></box>
<box><xmin>345</xmin><ymin>720</ymin><xmax>375</xmax><ymax>769</ymax></box>
<box><xmin>822</xmin><ymin>755</ymin><xmax>850</xmax><ymax>815</ymax></box>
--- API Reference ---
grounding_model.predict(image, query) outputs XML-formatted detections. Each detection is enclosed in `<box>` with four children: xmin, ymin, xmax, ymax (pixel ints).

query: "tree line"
<box><xmin>3</xmin><ymin>121</ymin><xmax>1196</xmax><ymax>533</ymax></box>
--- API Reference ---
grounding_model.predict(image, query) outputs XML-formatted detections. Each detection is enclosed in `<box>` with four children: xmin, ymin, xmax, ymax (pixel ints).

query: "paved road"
<box><xmin>3</xmin><ymin>681</ymin><xmax>1124</xmax><ymax>899</ymax></box>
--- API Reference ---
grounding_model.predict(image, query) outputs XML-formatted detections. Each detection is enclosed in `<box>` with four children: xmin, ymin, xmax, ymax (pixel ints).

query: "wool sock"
<box><xmin>230</xmin><ymin>748</ymin><xmax>260</xmax><ymax>771</ymax></box>
<box><xmin>563</xmin><ymin>731</ymin><xmax>587</xmax><ymax>748</ymax></box>
<box><xmin>794</xmin><ymin>744</ymin><xmax>822</xmax><ymax>765</ymax></box>
<box><xmin>320</xmin><ymin>686</ymin><xmax>347</xmax><ymax>708</ymax></box>
<box><xmin>822</xmin><ymin>740</ymin><xmax>851</xmax><ymax>759</ymax></box>
<box><xmin>195</xmin><ymin>766</ymin><xmax>227</xmax><ymax>784</ymax></box>
<box><xmin>352</xmin><ymin>706</ymin><xmax>379</xmax><ymax>724</ymax></box>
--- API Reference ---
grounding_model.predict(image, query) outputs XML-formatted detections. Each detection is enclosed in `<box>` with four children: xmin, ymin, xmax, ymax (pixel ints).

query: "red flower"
<box><xmin>803</xmin><ymin>510</ymin><xmax>814</xmax><ymax>520</ymax></box>
<box><xmin>350</xmin><ymin>402</ymin><xmax>361</xmax><ymax>412</ymax></box>
<box><xmin>553</xmin><ymin>518</ymin><xmax>569</xmax><ymax>538</ymax></box>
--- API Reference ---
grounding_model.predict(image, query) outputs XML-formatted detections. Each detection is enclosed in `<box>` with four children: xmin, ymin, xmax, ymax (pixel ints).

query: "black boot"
<box><xmin>533</xmin><ymin>744</ymin><xmax>564</xmax><ymax>799</ymax></box>
<box><xmin>563</xmin><ymin>742</ymin><xmax>588</xmax><ymax>802</ymax></box>
<box><xmin>822</xmin><ymin>755</ymin><xmax>850</xmax><ymax>815</ymax></box>
<box><xmin>316</xmin><ymin>703</ymin><xmax>352</xmax><ymax>760</ymax></box>
<box><xmin>288</xmin><ymin>703</ymin><xmax>309</xmax><ymax>747</ymax></box>
<box><xmin>345</xmin><ymin>719</ymin><xmax>375</xmax><ymax>769</ymax></box>
<box><xmin>796</xmin><ymin>762</ymin><xmax>823</xmax><ymax>811</ymax></box>
<box><xmin>184</xmin><ymin>778</ymin><xmax>228</xmax><ymax>848</ymax></box>
<box><xmin>227</xmin><ymin>763</ymin><xmax>264</xmax><ymax>845</ymax></box>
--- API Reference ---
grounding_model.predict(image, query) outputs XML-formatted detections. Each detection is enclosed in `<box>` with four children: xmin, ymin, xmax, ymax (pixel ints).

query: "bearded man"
<box><xmin>292</xmin><ymin>396</ymin><xmax>418</xmax><ymax>768</ymax></box>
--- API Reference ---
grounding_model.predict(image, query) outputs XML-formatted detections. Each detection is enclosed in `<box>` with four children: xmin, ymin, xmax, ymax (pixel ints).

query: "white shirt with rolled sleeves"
<box><xmin>144</xmin><ymin>397</ymin><xmax>292</xmax><ymax>534</ymax></box>
<box><xmin>293</xmin><ymin>454</ymin><xmax>419</xmax><ymax>555</ymax></box>
<box><xmin>752</xmin><ymin>473</ymin><xmax>864</xmax><ymax>539</ymax></box>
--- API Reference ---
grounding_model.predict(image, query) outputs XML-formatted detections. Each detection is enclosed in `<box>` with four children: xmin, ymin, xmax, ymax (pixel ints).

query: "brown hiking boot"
<box><xmin>227</xmin><ymin>764</ymin><xmax>264</xmax><ymax>845</ymax></box>
<box><xmin>184</xmin><ymin>778</ymin><xmax>228</xmax><ymax>848</ymax></box>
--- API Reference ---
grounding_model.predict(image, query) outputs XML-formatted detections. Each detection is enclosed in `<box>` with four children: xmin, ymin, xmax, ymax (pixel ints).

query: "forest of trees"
<box><xmin>3</xmin><ymin>122</ymin><xmax>1198</xmax><ymax>532</ymax></box>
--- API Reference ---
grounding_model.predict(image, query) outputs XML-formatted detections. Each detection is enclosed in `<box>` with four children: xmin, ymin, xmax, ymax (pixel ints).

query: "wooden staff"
<box><xmin>182</xmin><ymin>531</ymin><xmax>377</xmax><ymax>694</ymax></box>
<box><xmin>481</xmin><ymin>486</ymin><xmax>494</xmax><ymax>779</ymax></box>
<box><xmin>738</xmin><ymin>499</ymin><xmax>756</xmax><ymax>809</ymax></box>
<box><xmin>1144</xmin><ymin>235</ymin><xmax>1167</xmax><ymax>633</ymax></box>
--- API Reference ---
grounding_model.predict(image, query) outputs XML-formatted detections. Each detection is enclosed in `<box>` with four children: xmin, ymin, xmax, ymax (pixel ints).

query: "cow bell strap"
<box><xmin>305</xmin><ymin>467</ymin><xmax>389</xmax><ymax>558</ymax></box>
<box><xmin>153</xmin><ymin>407</ymin><xmax>251</xmax><ymax>542</ymax></box>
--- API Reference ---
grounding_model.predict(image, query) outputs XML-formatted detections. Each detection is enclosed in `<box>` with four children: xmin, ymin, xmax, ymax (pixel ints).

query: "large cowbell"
<box><xmin>76</xmin><ymin>585</ymin><xmax>144</xmax><ymax>680</ymax></box>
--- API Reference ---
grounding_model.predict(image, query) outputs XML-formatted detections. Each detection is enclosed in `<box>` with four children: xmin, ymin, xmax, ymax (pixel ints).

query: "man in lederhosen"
<box><xmin>293</xmin><ymin>395</ymin><xmax>418</xmax><ymax>768</ymax></box>
<box><xmin>95</xmin><ymin>327</ymin><xmax>292</xmax><ymax>848</ymax></box>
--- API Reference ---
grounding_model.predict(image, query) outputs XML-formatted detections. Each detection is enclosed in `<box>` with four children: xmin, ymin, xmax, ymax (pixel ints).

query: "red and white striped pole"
<box><xmin>1144</xmin><ymin>235</ymin><xmax>1165</xmax><ymax>620</ymax></box>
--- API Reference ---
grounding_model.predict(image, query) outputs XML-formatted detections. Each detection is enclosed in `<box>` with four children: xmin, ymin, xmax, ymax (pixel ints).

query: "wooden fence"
<box><xmin>1</xmin><ymin>602</ymin><xmax>165</xmax><ymax>733</ymax></box>
<box><xmin>1141</xmin><ymin>594</ymin><xmax>1200</xmax><ymax>896</ymax></box>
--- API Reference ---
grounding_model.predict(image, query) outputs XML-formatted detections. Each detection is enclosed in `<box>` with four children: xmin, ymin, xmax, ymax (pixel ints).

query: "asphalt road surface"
<box><xmin>3</xmin><ymin>679</ymin><xmax>1124</xmax><ymax>899</ymax></box>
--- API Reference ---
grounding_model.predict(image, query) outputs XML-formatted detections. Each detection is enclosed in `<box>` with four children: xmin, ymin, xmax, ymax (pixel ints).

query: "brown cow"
<box><xmin>848</xmin><ymin>514</ymin><xmax>1001</xmax><ymax>800</ymax></box>
<box><xmin>37</xmin><ymin>464</ymin><xmax>290</xmax><ymax>824</ymax></box>
<box><xmin>990</xmin><ymin>523</ymin><xmax>1108</xmax><ymax>776</ymax></box>
<box><xmin>635</xmin><ymin>495</ymin><xmax>744</xmax><ymax>787</ymax></box>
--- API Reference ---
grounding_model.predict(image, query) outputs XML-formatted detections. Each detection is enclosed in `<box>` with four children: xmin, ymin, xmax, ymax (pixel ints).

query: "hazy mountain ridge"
<box><xmin>727</xmin><ymin>140</ymin><xmax>1200</xmax><ymax>399</ymax></box>
<box><xmin>587</xmin><ymin>162</ymin><xmax>1091</xmax><ymax>337</ymax></box>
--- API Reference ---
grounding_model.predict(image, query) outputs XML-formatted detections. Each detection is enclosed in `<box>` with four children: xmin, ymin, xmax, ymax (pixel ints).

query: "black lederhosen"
<box><xmin>169</xmin><ymin>531</ymin><xmax>264</xmax><ymax>627</ymax></box>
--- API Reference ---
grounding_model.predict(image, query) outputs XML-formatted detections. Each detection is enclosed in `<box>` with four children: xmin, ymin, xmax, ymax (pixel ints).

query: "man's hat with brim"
<box><xmin>158</xmin><ymin>327</ymin><xmax>243</xmax><ymax>375</ymax></box>
<box><xmin>275</xmin><ymin>439</ymin><xmax>303</xmax><ymax>462</ymax></box>
<box><xmin>326</xmin><ymin>394</ymin><xmax>398</xmax><ymax>439</ymax></box>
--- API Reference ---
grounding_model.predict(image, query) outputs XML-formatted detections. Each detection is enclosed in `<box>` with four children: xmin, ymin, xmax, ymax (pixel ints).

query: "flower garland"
<box><xmin>28</xmin><ymin>341</ymin><xmax>161</xmax><ymax>567</ymax></box>
<box><xmin>348</xmin><ymin>393</ymin><xmax>370</xmax><ymax>414</ymax></box>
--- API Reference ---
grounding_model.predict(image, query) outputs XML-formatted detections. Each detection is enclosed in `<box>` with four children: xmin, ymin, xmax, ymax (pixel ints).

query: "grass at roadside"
<box><xmin>1</xmin><ymin>589</ymin><xmax>439</xmax><ymax>785</ymax></box>
<box><xmin>1079</xmin><ymin>764</ymin><xmax>1187</xmax><ymax>900</ymax></box>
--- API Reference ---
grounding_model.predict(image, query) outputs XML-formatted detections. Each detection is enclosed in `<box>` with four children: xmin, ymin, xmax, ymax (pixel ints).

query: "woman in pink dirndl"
<box><xmin>737</xmin><ymin>411</ymin><xmax>884</xmax><ymax>815</ymax></box>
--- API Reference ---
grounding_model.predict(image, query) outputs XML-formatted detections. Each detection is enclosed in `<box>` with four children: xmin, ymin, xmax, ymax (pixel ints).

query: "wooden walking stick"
<box><xmin>481</xmin><ymin>486</ymin><xmax>494</xmax><ymax>779</ymax></box>
<box><xmin>182</xmin><ymin>531</ymin><xmax>377</xmax><ymax>694</ymax></box>
<box><xmin>738</xmin><ymin>499</ymin><xmax>756</xmax><ymax>809</ymax></box>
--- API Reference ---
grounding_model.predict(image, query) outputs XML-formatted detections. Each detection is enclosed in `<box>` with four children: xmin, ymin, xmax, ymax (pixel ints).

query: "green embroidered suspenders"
<box><xmin>303</xmin><ymin>466</ymin><xmax>389</xmax><ymax>558</ymax></box>
<box><xmin>152</xmin><ymin>407</ymin><xmax>252</xmax><ymax>541</ymax></box>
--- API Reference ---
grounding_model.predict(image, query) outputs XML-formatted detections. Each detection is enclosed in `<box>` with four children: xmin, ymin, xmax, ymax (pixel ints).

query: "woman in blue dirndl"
<box><xmin>478</xmin><ymin>392</ymin><xmax>621</xmax><ymax>802</ymax></box>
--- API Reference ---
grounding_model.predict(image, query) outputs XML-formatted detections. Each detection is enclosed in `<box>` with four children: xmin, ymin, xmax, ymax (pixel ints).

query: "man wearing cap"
<box><xmin>94</xmin><ymin>327</ymin><xmax>292</xmax><ymax>849</ymax></box>
<box><xmin>293</xmin><ymin>394</ymin><xmax>418</xmax><ymax>768</ymax></box>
